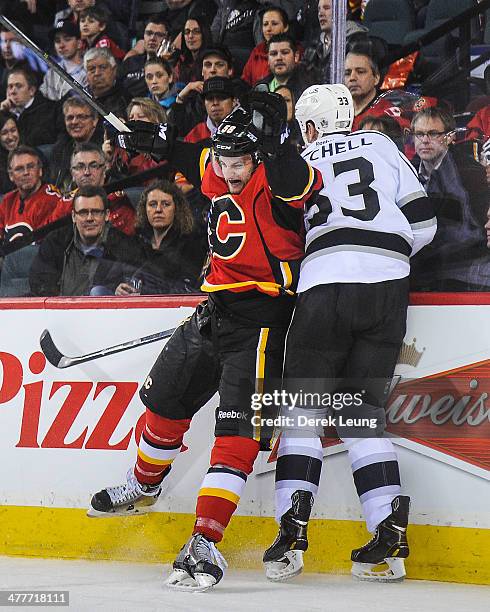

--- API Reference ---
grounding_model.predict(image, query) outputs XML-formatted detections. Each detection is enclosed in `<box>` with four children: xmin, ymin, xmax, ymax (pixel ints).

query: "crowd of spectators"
<box><xmin>0</xmin><ymin>0</ymin><xmax>489</xmax><ymax>297</ymax></box>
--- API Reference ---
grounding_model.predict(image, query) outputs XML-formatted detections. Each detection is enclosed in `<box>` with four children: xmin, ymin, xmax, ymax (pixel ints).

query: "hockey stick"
<box><xmin>40</xmin><ymin>327</ymin><xmax>176</xmax><ymax>369</ymax></box>
<box><xmin>0</xmin><ymin>15</ymin><xmax>130</xmax><ymax>133</ymax></box>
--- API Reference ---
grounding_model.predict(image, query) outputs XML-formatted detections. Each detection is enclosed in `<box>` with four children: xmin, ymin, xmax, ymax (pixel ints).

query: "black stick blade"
<box><xmin>40</xmin><ymin>329</ymin><xmax>65</xmax><ymax>368</ymax></box>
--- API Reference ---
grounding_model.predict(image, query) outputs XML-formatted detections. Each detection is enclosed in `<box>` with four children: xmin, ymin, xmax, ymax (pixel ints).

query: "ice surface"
<box><xmin>0</xmin><ymin>557</ymin><xmax>488</xmax><ymax>612</ymax></box>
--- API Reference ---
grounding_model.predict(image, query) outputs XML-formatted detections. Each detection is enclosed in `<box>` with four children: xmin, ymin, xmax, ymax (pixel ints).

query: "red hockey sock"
<box><xmin>134</xmin><ymin>408</ymin><xmax>191</xmax><ymax>486</ymax></box>
<box><xmin>194</xmin><ymin>437</ymin><xmax>260</xmax><ymax>542</ymax></box>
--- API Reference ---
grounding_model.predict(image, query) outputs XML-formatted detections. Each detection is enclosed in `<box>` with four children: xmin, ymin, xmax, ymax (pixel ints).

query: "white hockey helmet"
<box><xmin>295</xmin><ymin>84</ymin><xmax>354</xmax><ymax>143</ymax></box>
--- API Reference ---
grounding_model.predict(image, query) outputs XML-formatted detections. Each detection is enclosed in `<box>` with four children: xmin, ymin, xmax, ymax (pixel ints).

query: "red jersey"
<box><xmin>107</xmin><ymin>192</ymin><xmax>136</xmax><ymax>235</ymax></box>
<box><xmin>352</xmin><ymin>97</ymin><xmax>411</xmax><ymax>132</ymax></box>
<box><xmin>466</xmin><ymin>105</ymin><xmax>490</xmax><ymax>142</ymax></box>
<box><xmin>0</xmin><ymin>183</ymin><xmax>68</xmax><ymax>243</ymax></box>
<box><xmin>184</xmin><ymin>122</ymin><xmax>211</xmax><ymax>144</ymax></box>
<box><xmin>82</xmin><ymin>34</ymin><xmax>125</xmax><ymax>61</ymax></box>
<box><xmin>242</xmin><ymin>42</ymin><xmax>270</xmax><ymax>87</ymax></box>
<box><xmin>352</xmin><ymin>94</ymin><xmax>437</xmax><ymax>160</ymax></box>
<box><xmin>59</xmin><ymin>190</ymin><xmax>136</xmax><ymax>235</ymax></box>
<box><xmin>201</xmin><ymin>158</ymin><xmax>321</xmax><ymax>297</ymax></box>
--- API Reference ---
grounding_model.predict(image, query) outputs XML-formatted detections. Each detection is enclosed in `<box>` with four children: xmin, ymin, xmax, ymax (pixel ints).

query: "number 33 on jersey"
<box><xmin>201</xmin><ymin>153</ymin><xmax>322</xmax><ymax>297</ymax></box>
<box><xmin>299</xmin><ymin>130</ymin><xmax>436</xmax><ymax>291</ymax></box>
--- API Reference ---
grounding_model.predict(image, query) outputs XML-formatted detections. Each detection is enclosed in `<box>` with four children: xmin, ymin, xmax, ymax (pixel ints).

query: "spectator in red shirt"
<box><xmin>242</xmin><ymin>6</ymin><xmax>290</xmax><ymax>87</ymax></box>
<box><xmin>0</xmin><ymin>145</ymin><xmax>68</xmax><ymax>244</ymax></box>
<box><xmin>79</xmin><ymin>5</ymin><xmax>125</xmax><ymax>61</ymax></box>
<box><xmin>466</xmin><ymin>104</ymin><xmax>490</xmax><ymax>143</ymax></box>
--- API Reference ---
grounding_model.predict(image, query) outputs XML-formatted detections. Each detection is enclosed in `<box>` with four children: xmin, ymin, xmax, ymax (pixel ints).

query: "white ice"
<box><xmin>0</xmin><ymin>557</ymin><xmax>488</xmax><ymax>612</ymax></box>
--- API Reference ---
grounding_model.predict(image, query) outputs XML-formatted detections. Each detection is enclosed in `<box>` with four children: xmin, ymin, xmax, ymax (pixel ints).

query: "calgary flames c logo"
<box><xmin>208</xmin><ymin>195</ymin><xmax>246</xmax><ymax>260</ymax></box>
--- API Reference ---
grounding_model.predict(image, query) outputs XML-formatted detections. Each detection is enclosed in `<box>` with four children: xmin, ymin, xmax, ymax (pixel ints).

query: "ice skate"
<box><xmin>263</xmin><ymin>490</ymin><xmax>313</xmax><ymax>582</ymax></box>
<box><xmin>87</xmin><ymin>468</ymin><xmax>162</xmax><ymax>517</ymax></box>
<box><xmin>165</xmin><ymin>533</ymin><xmax>228</xmax><ymax>592</ymax></box>
<box><xmin>351</xmin><ymin>495</ymin><xmax>410</xmax><ymax>582</ymax></box>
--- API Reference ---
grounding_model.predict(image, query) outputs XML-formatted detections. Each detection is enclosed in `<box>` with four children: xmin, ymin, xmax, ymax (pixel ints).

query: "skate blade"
<box><xmin>86</xmin><ymin>500</ymin><xmax>157</xmax><ymax>518</ymax></box>
<box><xmin>264</xmin><ymin>550</ymin><xmax>304</xmax><ymax>582</ymax></box>
<box><xmin>351</xmin><ymin>557</ymin><xmax>406</xmax><ymax>582</ymax></box>
<box><xmin>165</xmin><ymin>569</ymin><xmax>217</xmax><ymax>592</ymax></box>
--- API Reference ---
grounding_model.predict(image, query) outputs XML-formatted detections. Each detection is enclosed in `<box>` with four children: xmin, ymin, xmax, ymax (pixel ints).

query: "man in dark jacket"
<box><xmin>301</xmin><ymin>0</ymin><xmax>369</xmax><ymax>85</ymax></box>
<box><xmin>29</xmin><ymin>185</ymin><xmax>143</xmax><ymax>296</ymax></box>
<box><xmin>0</xmin><ymin>64</ymin><xmax>59</xmax><ymax>146</ymax></box>
<box><xmin>171</xmin><ymin>44</ymin><xmax>247</xmax><ymax>137</ymax></box>
<box><xmin>161</xmin><ymin>0</ymin><xmax>217</xmax><ymax>39</ymax></box>
<box><xmin>84</xmin><ymin>48</ymin><xmax>130</xmax><ymax>119</ymax></box>
<box><xmin>255</xmin><ymin>33</ymin><xmax>313</xmax><ymax>102</ymax></box>
<box><xmin>410</xmin><ymin>107</ymin><xmax>489</xmax><ymax>290</ymax></box>
<box><xmin>49</xmin><ymin>97</ymin><xmax>102</xmax><ymax>191</ymax></box>
<box><xmin>119</xmin><ymin>16</ymin><xmax>170</xmax><ymax>98</ymax></box>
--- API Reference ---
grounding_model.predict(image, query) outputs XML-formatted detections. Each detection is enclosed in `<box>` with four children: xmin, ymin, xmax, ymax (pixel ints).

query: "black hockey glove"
<box><xmin>112</xmin><ymin>120</ymin><xmax>176</xmax><ymax>158</ymax></box>
<box><xmin>247</xmin><ymin>88</ymin><xmax>289</xmax><ymax>158</ymax></box>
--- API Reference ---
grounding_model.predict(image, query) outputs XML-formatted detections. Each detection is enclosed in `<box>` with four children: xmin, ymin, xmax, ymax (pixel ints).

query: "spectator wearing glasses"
<box><xmin>41</xmin><ymin>20</ymin><xmax>87</xmax><ymax>101</ymax></box>
<box><xmin>29</xmin><ymin>185</ymin><xmax>143</xmax><ymax>297</ymax></box>
<box><xmin>174</xmin><ymin>16</ymin><xmax>212</xmax><ymax>85</ymax></box>
<box><xmin>410</xmin><ymin>107</ymin><xmax>488</xmax><ymax>291</ymax></box>
<box><xmin>49</xmin><ymin>97</ymin><xmax>102</xmax><ymax>191</ymax></box>
<box><xmin>59</xmin><ymin>142</ymin><xmax>136</xmax><ymax>236</ymax></box>
<box><xmin>0</xmin><ymin>145</ymin><xmax>69</xmax><ymax>245</ymax></box>
<box><xmin>119</xmin><ymin>16</ymin><xmax>170</xmax><ymax>98</ymax></box>
<box><xmin>84</xmin><ymin>47</ymin><xmax>130</xmax><ymax>119</ymax></box>
<box><xmin>159</xmin><ymin>0</ymin><xmax>217</xmax><ymax>41</ymax></box>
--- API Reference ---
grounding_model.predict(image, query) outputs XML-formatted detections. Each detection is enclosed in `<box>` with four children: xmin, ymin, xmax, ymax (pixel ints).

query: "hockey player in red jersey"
<box><xmin>86</xmin><ymin>91</ymin><xmax>322</xmax><ymax>592</ymax></box>
<box><xmin>0</xmin><ymin>145</ymin><xmax>70</xmax><ymax>244</ymax></box>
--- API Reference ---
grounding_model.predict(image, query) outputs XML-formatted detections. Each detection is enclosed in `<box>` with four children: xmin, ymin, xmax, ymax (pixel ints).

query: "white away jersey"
<box><xmin>298</xmin><ymin>130</ymin><xmax>436</xmax><ymax>291</ymax></box>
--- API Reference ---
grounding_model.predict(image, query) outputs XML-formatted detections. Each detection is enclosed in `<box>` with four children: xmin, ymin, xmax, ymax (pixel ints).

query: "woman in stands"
<box><xmin>241</xmin><ymin>6</ymin><xmax>290</xmax><ymax>87</ymax></box>
<box><xmin>0</xmin><ymin>110</ymin><xmax>19</xmax><ymax>194</ymax></box>
<box><xmin>103</xmin><ymin>98</ymin><xmax>167</xmax><ymax>180</ymax></box>
<box><xmin>114</xmin><ymin>180</ymin><xmax>207</xmax><ymax>295</ymax></box>
<box><xmin>173</xmin><ymin>16</ymin><xmax>212</xmax><ymax>85</ymax></box>
<box><xmin>144</xmin><ymin>57</ymin><xmax>178</xmax><ymax>111</ymax></box>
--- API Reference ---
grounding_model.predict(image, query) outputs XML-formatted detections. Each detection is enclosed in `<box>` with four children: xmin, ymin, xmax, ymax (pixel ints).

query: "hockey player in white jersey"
<box><xmin>263</xmin><ymin>84</ymin><xmax>437</xmax><ymax>583</ymax></box>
